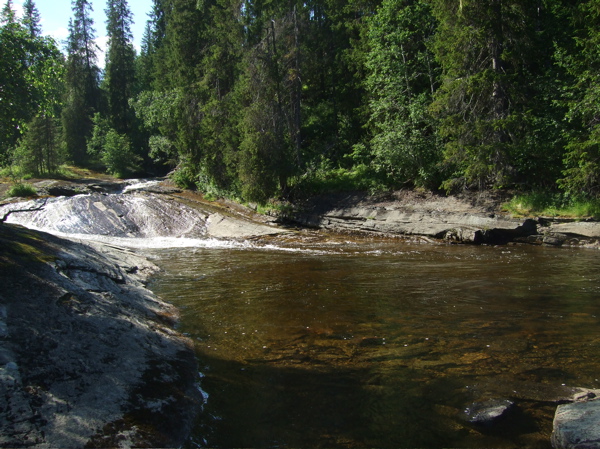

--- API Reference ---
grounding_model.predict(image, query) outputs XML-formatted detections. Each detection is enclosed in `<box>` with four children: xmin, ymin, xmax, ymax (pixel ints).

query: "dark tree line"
<box><xmin>1</xmin><ymin>0</ymin><xmax>599</xmax><ymax>200</ymax></box>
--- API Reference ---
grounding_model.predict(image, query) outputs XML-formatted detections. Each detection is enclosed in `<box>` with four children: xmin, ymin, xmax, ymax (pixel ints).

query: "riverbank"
<box><xmin>284</xmin><ymin>189</ymin><xmax>600</xmax><ymax>248</ymax></box>
<box><xmin>0</xmin><ymin>223</ymin><xmax>201</xmax><ymax>447</ymax></box>
<box><xmin>3</xmin><ymin>175</ymin><xmax>599</xmax><ymax>248</ymax></box>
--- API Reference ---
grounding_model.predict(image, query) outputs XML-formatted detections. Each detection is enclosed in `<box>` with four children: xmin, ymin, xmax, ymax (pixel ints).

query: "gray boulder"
<box><xmin>552</xmin><ymin>398</ymin><xmax>600</xmax><ymax>448</ymax></box>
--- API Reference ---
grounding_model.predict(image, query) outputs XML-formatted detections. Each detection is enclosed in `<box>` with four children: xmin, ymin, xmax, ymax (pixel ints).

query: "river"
<box><xmin>3</xmin><ymin>190</ymin><xmax>599</xmax><ymax>447</ymax></box>
<box><xmin>145</xmin><ymin>235</ymin><xmax>600</xmax><ymax>448</ymax></box>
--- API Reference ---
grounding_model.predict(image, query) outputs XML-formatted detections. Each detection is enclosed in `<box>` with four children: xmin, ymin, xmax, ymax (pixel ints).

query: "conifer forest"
<box><xmin>1</xmin><ymin>0</ymin><xmax>599</xmax><ymax>203</ymax></box>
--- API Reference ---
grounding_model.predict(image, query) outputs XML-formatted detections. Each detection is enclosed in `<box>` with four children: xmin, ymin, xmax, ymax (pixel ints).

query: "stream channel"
<box><xmin>3</xmin><ymin>187</ymin><xmax>600</xmax><ymax>447</ymax></box>
<box><xmin>146</xmin><ymin>236</ymin><xmax>600</xmax><ymax>448</ymax></box>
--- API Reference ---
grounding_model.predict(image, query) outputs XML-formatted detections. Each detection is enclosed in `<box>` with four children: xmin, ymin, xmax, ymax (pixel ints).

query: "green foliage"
<box><xmin>5</xmin><ymin>182</ymin><xmax>37</xmax><ymax>198</ymax></box>
<box><xmin>556</xmin><ymin>0</ymin><xmax>600</xmax><ymax>198</ymax></box>
<box><xmin>290</xmin><ymin>157</ymin><xmax>385</xmax><ymax>196</ymax></box>
<box><xmin>365</xmin><ymin>0</ymin><xmax>440</xmax><ymax>189</ymax></box>
<box><xmin>430</xmin><ymin>0</ymin><xmax>560</xmax><ymax>191</ymax></box>
<box><xmin>101</xmin><ymin>129</ymin><xmax>141</xmax><ymax>177</ymax></box>
<box><xmin>169</xmin><ymin>161</ymin><xmax>197</xmax><ymax>189</ymax></box>
<box><xmin>504</xmin><ymin>192</ymin><xmax>600</xmax><ymax>219</ymax></box>
<box><xmin>12</xmin><ymin>114</ymin><xmax>64</xmax><ymax>176</ymax></box>
<box><xmin>105</xmin><ymin>0</ymin><xmax>137</xmax><ymax>135</ymax></box>
<box><xmin>62</xmin><ymin>0</ymin><xmax>101</xmax><ymax>165</ymax></box>
<box><xmin>6</xmin><ymin>0</ymin><xmax>600</xmax><ymax>205</ymax></box>
<box><xmin>131</xmin><ymin>89</ymin><xmax>180</xmax><ymax>166</ymax></box>
<box><xmin>0</xmin><ymin>1</ymin><xmax>64</xmax><ymax>163</ymax></box>
<box><xmin>87</xmin><ymin>113</ymin><xmax>141</xmax><ymax>177</ymax></box>
<box><xmin>86</xmin><ymin>113</ymin><xmax>111</xmax><ymax>157</ymax></box>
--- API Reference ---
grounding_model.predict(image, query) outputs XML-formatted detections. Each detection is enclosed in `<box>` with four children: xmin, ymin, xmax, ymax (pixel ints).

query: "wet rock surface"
<box><xmin>462</xmin><ymin>399</ymin><xmax>516</xmax><ymax>425</ymax></box>
<box><xmin>0</xmin><ymin>223</ymin><xmax>202</xmax><ymax>447</ymax></box>
<box><xmin>1</xmin><ymin>191</ymin><xmax>288</xmax><ymax>241</ymax></box>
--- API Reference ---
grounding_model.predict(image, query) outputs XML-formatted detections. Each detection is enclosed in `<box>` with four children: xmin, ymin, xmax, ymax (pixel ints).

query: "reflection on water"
<box><xmin>147</xmin><ymin>237</ymin><xmax>600</xmax><ymax>448</ymax></box>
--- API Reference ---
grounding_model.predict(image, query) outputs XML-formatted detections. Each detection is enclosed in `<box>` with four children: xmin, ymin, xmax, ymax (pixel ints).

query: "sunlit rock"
<box><xmin>552</xmin><ymin>398</ymin><xmax>600</xmax><ymax>449</ymax></box>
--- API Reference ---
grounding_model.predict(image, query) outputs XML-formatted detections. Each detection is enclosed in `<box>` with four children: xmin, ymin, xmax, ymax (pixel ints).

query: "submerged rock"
<box><xmin>462</xmin><ymin>399</ymin><xmax>515</xmax><ymax>426</ymax></box>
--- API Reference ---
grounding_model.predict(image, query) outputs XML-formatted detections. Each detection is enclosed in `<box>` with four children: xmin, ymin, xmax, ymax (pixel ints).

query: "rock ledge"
<box><xmin>0</xmin><ymin>223</ymin><xmax>202</xmax><ymax>448</ymax></box>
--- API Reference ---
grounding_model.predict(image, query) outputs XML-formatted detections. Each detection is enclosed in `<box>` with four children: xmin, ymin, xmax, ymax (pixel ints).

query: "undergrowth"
<box><xmin>6</xmin><ymin>183</ymin><xmax>37</xmax><ymax>198</ymax></box>
<box><xmin>503</xmin><ymin>192</ymin><xmax>600</xmax><ymax>219</ymax></box>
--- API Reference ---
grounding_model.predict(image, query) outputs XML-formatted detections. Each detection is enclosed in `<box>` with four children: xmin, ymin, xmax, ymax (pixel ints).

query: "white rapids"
<box><xmin>0</xmin><ymin>190</ymin><xmax>287</xmax><ymax>249</ymax></box>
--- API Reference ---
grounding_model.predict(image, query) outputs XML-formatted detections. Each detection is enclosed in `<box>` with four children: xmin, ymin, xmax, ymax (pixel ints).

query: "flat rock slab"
<box><xmin>291</xmin><ymin>191</ymin><xmax>600</xmax><ymax>246</ymax></box>
<box><xmin>547</xmin><ymin>222</ymin><xmax>600</xmax><ymax>239</ymax></box>
<box><xmin>552</xmin><ymin>399</ymin><xmax>600</xmax><ymax>448</ymax></box>
<box><xmin>1</xmin><ymin>192</ymin><xmax>289</xmax><ymax>241</ymax></box>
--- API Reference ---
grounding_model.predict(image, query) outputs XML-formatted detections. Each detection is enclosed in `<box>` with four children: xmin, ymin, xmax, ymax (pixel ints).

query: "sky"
<box><xmin>13</xmin><ymin>0</ymin><xmax>152</xmax><ymax>66</ymax></box>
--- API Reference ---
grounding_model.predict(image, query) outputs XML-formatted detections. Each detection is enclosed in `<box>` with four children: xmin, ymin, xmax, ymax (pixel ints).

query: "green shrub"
<box><xmin>101</xmin><ymin>130</ymin><xmax>141</xmax><ymax>178</ymax></box>
<box><xmin>6</xmin><ymin>183</ymin><xmax>37</xmax><ymax>198</ymax></box>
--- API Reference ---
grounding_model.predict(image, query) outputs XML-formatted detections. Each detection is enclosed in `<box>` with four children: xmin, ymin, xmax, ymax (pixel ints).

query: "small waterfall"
<box><xmin>1</xmin><ymin>192</ymin><xmax>208</xmax><ymax>239</ymax></box>
<box><xmin>1</xmin><ymin>187</ymin><xmax>287</xmax><ymax>248</ymax></box>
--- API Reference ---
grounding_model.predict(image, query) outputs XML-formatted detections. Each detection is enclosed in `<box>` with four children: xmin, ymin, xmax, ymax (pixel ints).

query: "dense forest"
<box><xmin>1</xmin><ymin>0</ymin><xmax>599</xmax><ymax>204</ymax></box>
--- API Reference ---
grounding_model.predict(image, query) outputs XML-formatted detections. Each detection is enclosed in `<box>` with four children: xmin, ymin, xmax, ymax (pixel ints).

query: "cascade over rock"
<box><xmin>0</xmin><ymin>190</ymin><xmax>287</xmax><ymax>241</ymax></box>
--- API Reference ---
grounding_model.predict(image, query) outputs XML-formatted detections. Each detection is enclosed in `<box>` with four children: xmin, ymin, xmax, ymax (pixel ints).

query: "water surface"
<box><xmin>147</xmin><ymin>236</ymin><xmax>600</xmax><ymax>448</ymax></box>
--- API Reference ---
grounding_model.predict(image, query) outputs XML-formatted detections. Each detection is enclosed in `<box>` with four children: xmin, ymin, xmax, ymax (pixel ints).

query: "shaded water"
<box><xmin>147</xmin><ymin>236</ymin><xmax>600</xmax><ymax>448</ymax></box>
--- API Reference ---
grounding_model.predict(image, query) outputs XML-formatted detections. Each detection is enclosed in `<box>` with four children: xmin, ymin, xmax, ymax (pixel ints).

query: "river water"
<box><xmin>145</xmin><ymin>234</ymin><xmax>600</xmax><ymax>448</ymax></box>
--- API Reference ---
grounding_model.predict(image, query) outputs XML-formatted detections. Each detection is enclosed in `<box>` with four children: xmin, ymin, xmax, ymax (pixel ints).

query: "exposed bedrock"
<box><xmin>288</xmin><ymin>191</ymin><xmax>600</xmax><ymax>247</ymax></box>
<box><xmin>1</xmin><ymin>191</ymin><xmax>288</xmax><ymax>240</ymax></box>
<box><xmin>0</xmin><ymin>224</ymin><xmax>202</xmax><ymax>447</ymax></box>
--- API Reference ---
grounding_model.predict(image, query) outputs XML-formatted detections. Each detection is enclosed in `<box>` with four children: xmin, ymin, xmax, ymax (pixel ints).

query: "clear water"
<box><xmin>146</xmin><ymin>235</ymin><xmax>600</xmax><ymax>448</ymax></box>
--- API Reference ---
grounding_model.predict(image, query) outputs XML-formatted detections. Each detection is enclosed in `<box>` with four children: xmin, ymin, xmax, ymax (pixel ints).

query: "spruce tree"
<box><xmin>105</xmin><ymin>0</ymin><xmax>136</xmax><ymax>134</ymax></box>
<box><xmin>62</xmin><ymin>0</ymin><xmax>101</xmax><ymax>165</ymax></box>
<box><xmin>558</xmin><ymin>0</ymin><xmax>600</xmax><ymax>197</ymax></box>
<box><xmin>22</xmin><ymin>0</ymin><xmax>41</xmax><ymax>37</ymax></box>
<box><xmin>430</xmin><ymin>0</ymin><xmax>544</xmax><ymax>191</ymax></box>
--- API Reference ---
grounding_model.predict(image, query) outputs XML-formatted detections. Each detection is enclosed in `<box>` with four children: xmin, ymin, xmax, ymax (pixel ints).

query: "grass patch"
<box><xmin>254</xmin><ymin>201</ymin><xmax>295</xmax><ymax>217</ymax></box>
<box><xmin>290</xmin><ymin>163</ymin><xmax>387</xmax><ymax>197</ymax></box>
<box><xmin>503</xmin><ymin>192</ymin><xmax>600</xmax><ymax>219</ymax></box>
<box><xmin>5</xmin><ymin>183</ymin><xmax>37</xmax><ymax>198</ymax></box>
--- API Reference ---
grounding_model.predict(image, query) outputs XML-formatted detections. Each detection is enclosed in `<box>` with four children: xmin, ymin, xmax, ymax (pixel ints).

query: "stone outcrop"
<box><xmin>288</xmin><ymin>190</ymin><xmax>600</xmax><ymax>247</ymax></box>
<box><xmin>0</xmin><ymin>223</ymin><xmax>202</xmax><ymax>447</ymax></box>
<box><xmin>552</xmin><ymin>393</ymin><xmax>600</xmax><ymax>449</ymax></box>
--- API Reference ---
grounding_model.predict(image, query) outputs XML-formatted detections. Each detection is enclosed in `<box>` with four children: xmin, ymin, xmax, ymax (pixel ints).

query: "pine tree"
<box><xmin>62</xmin><ymin>0</ymin><xmax>101</xmax><ymax>165</ymax></box>
<box><xmin>105</xmin><ymin>0</ymin><xmax>136</xmax><ymax>134</ymax></box>
<box><xmin>22</xmin><ymin>0</ymin><xmax>42</xmax><ymax>37</ymax></box>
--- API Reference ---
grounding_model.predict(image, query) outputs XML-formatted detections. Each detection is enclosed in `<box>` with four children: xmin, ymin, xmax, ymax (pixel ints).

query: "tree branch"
<box><xmin>1</xmin><ymin>198</ymin><xmax>48</xmax><ymax>224</ymax></box>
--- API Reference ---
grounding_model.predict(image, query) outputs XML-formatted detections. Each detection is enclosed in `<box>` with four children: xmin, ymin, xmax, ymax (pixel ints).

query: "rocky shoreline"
<box><xmin>286</xmin><ymin>190</ymin><xmax>600</xmax><ymax>248</ymax></box>
<box><xmin>0</xmin><ymin>223</ymin><xmax>201</xmax><ymax>447</ymax></box>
